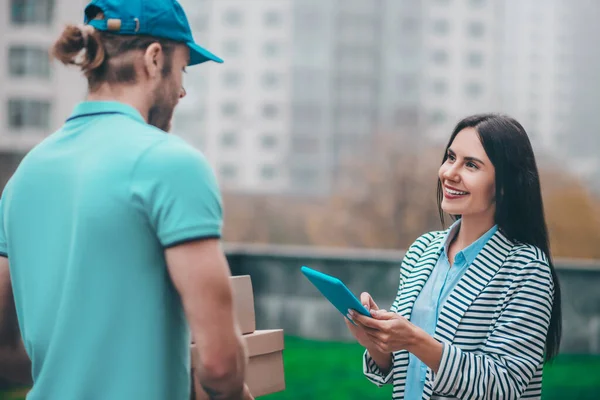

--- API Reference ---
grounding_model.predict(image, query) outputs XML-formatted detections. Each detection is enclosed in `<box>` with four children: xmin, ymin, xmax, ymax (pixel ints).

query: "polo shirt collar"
<box><xmin>67</xmin><ymin>101</ymin><xmax>146</xmax><ymax>124</ymax></box>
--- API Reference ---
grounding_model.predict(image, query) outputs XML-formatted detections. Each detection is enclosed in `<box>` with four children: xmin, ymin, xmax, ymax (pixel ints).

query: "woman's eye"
<box><xmin>466</xmin><ymin>161</ymin><xmax>478</xmax><ymax>169</ymax></box>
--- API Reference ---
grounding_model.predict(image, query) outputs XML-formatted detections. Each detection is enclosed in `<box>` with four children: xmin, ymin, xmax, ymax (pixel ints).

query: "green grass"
<box><xmin>2</xmin><ymin>336</ymin><xmax>599</xmax><ymax>399</ymax></box>
<box><xmin>261</xmin><ymin>336</ymin><xmax>600</xmax><ymax>400</ymax></box>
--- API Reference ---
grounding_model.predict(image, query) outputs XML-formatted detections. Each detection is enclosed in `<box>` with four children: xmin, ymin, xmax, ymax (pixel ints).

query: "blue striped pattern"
<box><xmin>362</xmin><ymin>229</ymin><xmax>554</xmax><ymax>400</ymax></box>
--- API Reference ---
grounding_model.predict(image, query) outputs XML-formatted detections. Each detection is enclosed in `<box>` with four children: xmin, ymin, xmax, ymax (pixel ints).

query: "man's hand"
<box><xmin>194</xmin><ymin>381</ymin><xmax>254</xmax><ymax>400</ymax></box>
<box><xmin>242</xmin><ymin>384</ymin><xmax>254</xmax><ymax>400</ymax></box>
<box><xmin>167</xmin><ymin>239</ymin><xmax>246</xmax><ymax>399</ymax></box>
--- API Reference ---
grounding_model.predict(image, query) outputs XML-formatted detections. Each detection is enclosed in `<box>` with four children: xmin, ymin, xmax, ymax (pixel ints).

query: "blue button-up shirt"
<box><xmin>404</xmin><ymin>220</ymin><xmax>498</xmax><ymax>400</ymax></box>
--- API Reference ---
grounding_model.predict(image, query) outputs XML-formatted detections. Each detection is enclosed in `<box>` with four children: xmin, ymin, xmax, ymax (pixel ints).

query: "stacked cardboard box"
<box><xmin>191</xmin><ymin>275</ymin><xmax>285</xmax><ymax>399</ymax></box>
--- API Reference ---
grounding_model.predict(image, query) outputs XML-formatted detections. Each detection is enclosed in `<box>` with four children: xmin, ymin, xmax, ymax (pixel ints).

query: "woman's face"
<box><xmin>438</xmin><ymin>127</ymin><xmax>496</xmax><ymax>220</ymax></box>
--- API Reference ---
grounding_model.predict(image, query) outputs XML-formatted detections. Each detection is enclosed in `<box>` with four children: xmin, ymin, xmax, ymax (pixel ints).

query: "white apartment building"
<box><xmin>175</xmin><ymin>0</ymin><xmax>293</xmax><ymax>194</ymax></box>
<box><xmin>420</xmin><ymin>0</ymin><xmax>501</xmax><ymax>142</ymax></box>
<box><xmin>0</xmin><ymin>0</ymin><xmax>88</xmax><ymax>156</ymax></box>
<box><xmin>2</xmin><ymin>0</ymin><xmax>597</xmax><ymax>195</ymax></box>
<box><xmin>497</xmin><ymin>0</ymin><xmax>571</xmax><ymax>152</ymax></box>
<box><xmin>175</xmin><ymin>0</ymin><xmax>504</xmax><ymax>194</ymax></box>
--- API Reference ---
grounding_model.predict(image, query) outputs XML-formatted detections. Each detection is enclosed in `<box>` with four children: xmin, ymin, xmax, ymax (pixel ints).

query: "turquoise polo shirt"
<box><xmin>405</xmin><ymin>220</ymin><xmax>498</xmax><ymax>400</ymax></box>
<box><xmin>0</xmin><ymin>101</ymin><xmax>223</xmax><ymax>400</ymax></box>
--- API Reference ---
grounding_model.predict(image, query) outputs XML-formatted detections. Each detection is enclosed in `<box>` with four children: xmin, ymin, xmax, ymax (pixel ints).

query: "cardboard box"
<box><xmin>231</xmin><ymin>275</ymin><xmax>256</xmax><ymax>335</ymax></box>
<box><xmin>243</xmin><ymin>330</ymin><xmax>285</xmax><ymax>397</ymax></box>
<box><xmin>191</xmin><ymin>329</ymin><xmax>285</xmax><ymax>399</ymax></box>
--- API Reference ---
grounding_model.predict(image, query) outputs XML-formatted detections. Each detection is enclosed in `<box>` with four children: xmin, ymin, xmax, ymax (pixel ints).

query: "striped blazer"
<box><xmin>363</xmin><ymin>229</ymin><xmax>554</xmax><ymax>400</ymax></box>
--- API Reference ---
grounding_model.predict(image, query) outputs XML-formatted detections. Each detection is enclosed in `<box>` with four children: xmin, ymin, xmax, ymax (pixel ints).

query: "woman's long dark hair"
<box><xmin>436</xmin><ymin>114</ymin><xmax>561</xmax><ymax>363</ymax></box>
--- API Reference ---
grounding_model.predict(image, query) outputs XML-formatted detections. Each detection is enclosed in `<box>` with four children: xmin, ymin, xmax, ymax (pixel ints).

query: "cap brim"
<box><xmin>188</xmin><ymin>42</ymin><xmax>223</xmax><ymax>65</ymax></box>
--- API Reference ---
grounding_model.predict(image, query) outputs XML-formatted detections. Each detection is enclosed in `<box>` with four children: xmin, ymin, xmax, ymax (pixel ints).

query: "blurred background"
<box><xmin>1</xmin><ymin>0</ymin><xmax>599</xmax><ymax>398</ymax></box>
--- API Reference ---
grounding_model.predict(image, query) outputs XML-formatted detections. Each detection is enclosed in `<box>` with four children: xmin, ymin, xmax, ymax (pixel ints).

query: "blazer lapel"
<box><xmin>395</xmin><ymin>233</ymin><xmax>446</xmax><ymax>321</ymax></box>
<box><xmin>391</xmin><ymin>231</ymin><xmax>446</xmax><ymax>400</ymax></box>
<box><xmin>432</xmin><ymin>229</ymin><xmax>513</xmax><ymax>344</ymax></box>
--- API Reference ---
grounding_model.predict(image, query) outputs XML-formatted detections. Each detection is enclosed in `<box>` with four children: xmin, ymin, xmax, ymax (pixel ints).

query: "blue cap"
<box><xmin>83</xmin><ymin>0</ymin><xmax>223</xmax><ymax>66</ymax></box>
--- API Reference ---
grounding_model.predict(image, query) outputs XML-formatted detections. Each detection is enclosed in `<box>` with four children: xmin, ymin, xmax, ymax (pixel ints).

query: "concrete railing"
<box><xmin>224</xmin><ymin>243</ymin><xmax>600</xmax><ymax>355</ymax></box>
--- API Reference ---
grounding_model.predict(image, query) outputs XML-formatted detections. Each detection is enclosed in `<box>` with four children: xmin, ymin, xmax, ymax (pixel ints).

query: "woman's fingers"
<box><xmin>360</xmin><ymin>292</ymin><xmax>379</xmax><ymax>310</ymax></box>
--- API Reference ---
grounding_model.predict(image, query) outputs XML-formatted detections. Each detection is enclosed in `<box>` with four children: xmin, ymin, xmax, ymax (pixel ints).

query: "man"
<box><xmin>0</xmin><ymin>0</ymin><xmax>252</xmax><ymax>398</ymax></box>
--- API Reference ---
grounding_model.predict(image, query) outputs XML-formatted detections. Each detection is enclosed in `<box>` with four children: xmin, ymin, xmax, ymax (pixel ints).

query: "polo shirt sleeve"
<box><xmin>0</xmin><ymin>196</ymin><xmax>7</xmax><ymax>258</ymax></box>
<box><xmin>130</xmin><ymin>139</ymin><xmax>223</xmax><ymax>248</ymax></box>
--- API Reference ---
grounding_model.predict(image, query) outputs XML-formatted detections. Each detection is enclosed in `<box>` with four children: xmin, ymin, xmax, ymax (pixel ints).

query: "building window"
<box><xmin>465</xmin><ymin>82</ymin><xmax>483</xmax><ymax>98</ymax></box>
<box><xmin>8</xmin><ymin>46</ymin><xmax>51</xmax><ymax>78</ymax></box>
<box><xmin>291</xmin><ymin>136</ymin><xmax>319</xmax><ymax>153</ymax></box>
<box><xmin>467</xmin><ymin>52</ymin><xmax>484</xmax><ymax>67</ymax></box>
<box><xmin>262</xmin><ymin>72</ymin><xmax>279</xmax><ymax>88</ymax></box>
<box><xmin>221</xmin><ymin>102</ymin><xmax>239</xmax><ymax>116</ymax></box>
<box><xmin>263</xmin><ymin>42</ymin><xmax>281</xmax><ymax>57</ymax></box>
<box><xmin>8</xmin><ymin>98</ymin><xmax>51</xmax><ymax>130</ymax></box>
<box><xmin>261</xmin><ymin>135</ymin><xmax>277</xmax><ymax>149</ymax></box>
<box><xmin>400</xmin><ymin>17</ymin><xmax>419</xmax><ymax>34</ymax></box>
<box><xmin>529</xmin><ymin>110</ymin><xmax>539</xmax><ymax>122</ymax></box>
<box><xmin>263</xmin><ymin>104</ymin><xmax>279</xmax><ymax>119</ymax></box>
<box><xmin>433</xmin><ymin>19</ymin><xmax>450</xmax><ymax>35</ymax></box>
<box><xmin>11</xmin><ymin>0</ymin><xmax>54</xmax><ymax>25</ymax></box>
<box><xmin>219</xmin><ymin>164</ymin><xmax>237</xmax><ymax>180</ymax></box>
<box><xmin>193</xmin><ymin>14</ymin><xmax>208</xmax><ymax>32</ymax></box>
<box><xmin>291</xmin><ymin>168</ymin><xmax>318</xmax><ymax>185</ymax></box>
<box><xmin>530</xmin><ymin>91</ymin><xmax>538</xmax><ymax>101</ymax></box>
<box><xmin>429</xmin><ymin>110</ymin><xmax>446</xmax><ymax>125</ymax></box>
<box><xmin>432</xmin><ymin>50</ymin><xmax>449</xmax><ymax>65</ymax></box>
<box><xmin>260</xmin><ymin>165</ymin><xmax>277</xmax><ymax>180</ymax></box>
<box><xmin>432</xmin><ymin>80</ymin><xmax>448</xmax><ymax>95</ymax></box>
<box><xmin>264</xmin><ymin>10</ymin><xmax>281</xmax><ymax>26</ymax></box>
<box><xmin>223</xmin><ymin>40</ymin><xmax>241</xmax><ymax>57</ymax></box>
<box><xmin>223</xmin><ymin>9</ymin><xmax>242</xmax><ymax>25</ymax></box>
<box><xmin>468</xmin><ymin>21</ymin><xmax>485</xmax><ymax>38</ymax></box>
<box><xmin>394</xmin><ymin>107</ymin><xmax>419</xmax><ymax>126</ymax></box>
<box><xmin>220</xmin><ymin>131</ymin><xmax>237</xmax><ymax>147</ymax></box>
<box><xmin>397</xmin><ymin>74</ymin><xmax>418</xmax><ymax>95</ymax></box>
<box><xmin>296</xmin><ymin>9</ymin><xmax>321</xmax><ymax>30</ymax></box>
<box><xmin>222</xmin><ymin>71</ymin><xmax>242</xmax><ymax>87</ymax></box>
<box><xmin>294</xmin><ymin>104</ymin><xmax>322</xmax><ymax>123</ymax></box>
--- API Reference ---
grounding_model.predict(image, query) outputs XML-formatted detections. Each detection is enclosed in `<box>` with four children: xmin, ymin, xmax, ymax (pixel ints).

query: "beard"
<box><xmin>147</xmin><ymin>77</ymin><xmax>179</xmax><ymax>132</ymax></box>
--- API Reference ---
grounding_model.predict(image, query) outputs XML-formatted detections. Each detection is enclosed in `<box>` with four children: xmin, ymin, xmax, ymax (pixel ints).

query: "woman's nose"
<box><xmin>443</xmin><ymin>164</ymin><xmax>460</xmax><ymax>182</ymax></box>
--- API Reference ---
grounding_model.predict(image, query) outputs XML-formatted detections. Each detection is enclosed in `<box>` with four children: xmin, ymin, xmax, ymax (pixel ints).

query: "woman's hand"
<box><xmin>349</xmin><ymin>309</ymin><xmax>418</xmax><ymax>354</ymax></box>
<box><xmin>351</xmin><ymin>309</ymin><xmax>443</xmax><ymax>373</ymax></box>
<box><xmin>344</xmin><ymin>315</ymin><xmax>374</xmax><ymax>348</ymax></box>
<box><xmin>344</xmin><ymin>293</ymin><xmax>396</xmax><ymax>373</ymax></box>
<box><xmin>344</xmin><ymin>292</ymin><xmax>380</xmax><ymax>348</ymax></box>
<box><xmin>359</xmin><ymin>292</ymin><xmax>379</xmax><ymax>313</ymax></box>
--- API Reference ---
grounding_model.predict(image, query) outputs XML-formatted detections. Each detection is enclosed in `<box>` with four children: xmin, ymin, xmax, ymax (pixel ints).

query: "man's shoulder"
<box><xmin>137</xmin><ymin>133</ymin><xmax>208</xmax><ymax>168</ymax></box>
<box><xmin>131</xmin><ymin>133</ymin><xmax>216</xmax><ymax>186</ymax></box>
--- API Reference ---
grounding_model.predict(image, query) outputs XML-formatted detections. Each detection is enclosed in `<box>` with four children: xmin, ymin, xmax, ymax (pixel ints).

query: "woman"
<box><xmin>346</xmin><ymin>114</ymin><xmax>561</xmax><ymax>400</ymax></box>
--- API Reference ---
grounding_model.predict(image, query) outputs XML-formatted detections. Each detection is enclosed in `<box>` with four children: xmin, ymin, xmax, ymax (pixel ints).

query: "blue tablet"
<box><xmin>301</xmin><ymin>266</ymin><xmax>371</xmax><ymax>322</ymax></box>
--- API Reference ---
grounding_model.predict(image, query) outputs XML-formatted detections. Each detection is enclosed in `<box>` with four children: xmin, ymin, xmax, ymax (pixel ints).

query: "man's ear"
<box><xmin>143</xmin><ymin>42</ymin><xmax>164</xmax><ymax>79</ymax></box>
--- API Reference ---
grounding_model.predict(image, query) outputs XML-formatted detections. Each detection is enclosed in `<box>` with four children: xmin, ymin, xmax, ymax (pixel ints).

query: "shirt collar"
<box><xmin>442</xmin><ymin>219</ymin><xmax>498</xmax><ymax>266</ymax></box>
<box><xmin>67</xmin><ymin>101</ymin><xmax>146</xmax><ymax>124</ymax></box>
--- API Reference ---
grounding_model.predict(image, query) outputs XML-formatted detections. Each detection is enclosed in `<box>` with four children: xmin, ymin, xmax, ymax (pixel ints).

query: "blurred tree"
<box><xmin>304</xmin><ymin>133</ymin><xmax>442</xmax><ymax>249</ymax></box>
<box><xmin>222</xmin><ymin>193</ymin><xmax>312</xmax><ymax>245</ymax></box>
<box><xmin>541</xmin><ymin>170</ymin><xmax>600</xmax><ymax>259</ymax></box>
<box><xmin>221</xmin><ymin>138</ymin><xmax>600</xmax><ymax>260</ymax></box>
<box><xmin>222</xmin><ymin>133</ymin><xmax>444</xmax><ymax>250</ymax></box>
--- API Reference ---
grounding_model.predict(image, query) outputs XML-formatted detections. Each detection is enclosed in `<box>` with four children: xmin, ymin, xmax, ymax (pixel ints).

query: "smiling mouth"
<box><xmin>444</xmin><ymin>186</ymin><xmax>470</xmax><ymax>196</ymax></box>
